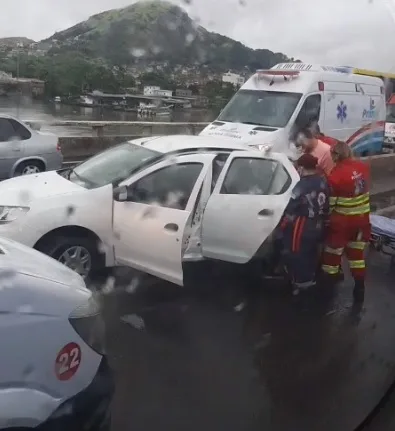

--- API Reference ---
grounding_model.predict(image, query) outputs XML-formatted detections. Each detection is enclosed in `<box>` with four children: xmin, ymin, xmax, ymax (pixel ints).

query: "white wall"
<box><xmin>143</xmin><ymin>86</ymin><xmax>160</xmax><ymax>96</ymax></box>
<box><xmin>222</xmin><ymin>72</ymin><xmax>245</xmax><ymax>87</ymax></box>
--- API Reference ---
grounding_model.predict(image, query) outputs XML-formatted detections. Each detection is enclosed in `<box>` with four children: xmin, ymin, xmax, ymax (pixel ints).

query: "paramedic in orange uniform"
<box><xmin>321</xmin><ymin>141</ymin><xmax>371</xmax><ymax>303</ymax></box>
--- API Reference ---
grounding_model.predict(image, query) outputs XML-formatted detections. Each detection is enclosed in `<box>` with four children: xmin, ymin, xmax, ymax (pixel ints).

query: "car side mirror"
<box><xmin>113</xmin><ymin>185</ymin><xmax>130</xmax><ymax>202</ymax></box>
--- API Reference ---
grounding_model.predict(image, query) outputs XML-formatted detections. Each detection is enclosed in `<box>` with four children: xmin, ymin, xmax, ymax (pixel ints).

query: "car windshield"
<box><xmin>67</xmin><ymin>143</ymin><xmax>161</xmax><ymax>189</ymax></box>
<box><xmin>387</xmin><ymin>104</ymin><xmax>395</xmax><ymax>122</ymax></box>
<box><xmin>217</xmin><ymin>89</ymin><xmax>302</xmax><ymax>128</ymax></box>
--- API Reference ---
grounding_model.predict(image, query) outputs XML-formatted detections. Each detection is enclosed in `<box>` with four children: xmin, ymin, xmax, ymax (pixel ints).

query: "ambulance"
<box><xmin>200</xmin><ymin>63</ymin><xmax>386</xmax><ymax>157</ymax></box>
<box><xmin>384</xmin><ymin>93</ymin><xmax>395</xmax><ymax>150</ymax></box>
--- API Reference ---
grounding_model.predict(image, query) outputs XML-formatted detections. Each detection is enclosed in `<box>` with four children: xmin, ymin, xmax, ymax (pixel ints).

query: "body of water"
<box><xmin>0</xmin><ymin>97</ymin><xmax>217</xmax><ymax>136</ymax></box>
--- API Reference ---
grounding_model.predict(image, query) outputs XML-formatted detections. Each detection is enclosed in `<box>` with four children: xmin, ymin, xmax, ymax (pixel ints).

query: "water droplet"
<box><xmin>166</xmin><ymin>22</ymin><xmax>178</xmax><ymax>31</ymax></box>
<box><xmin>97</xmin><ymin>241</ymin><xmax>108</xmax><ymax>254</ymax></box>
<box><xmin>185</xmin><ymin>33</ymin><xmax>195</xmax><ymax>45</ymax></box>
<box><xmin>126</xmin><ymin>277</ymin><xmax>140</xmax><ymax>294</ymax></box>
<box><xmin>101</xmin><ymin>276</ymin><xmax>115</xmax><ymax>294</ymax></box>
<box><xmin>234</xmin><ymin>301</ymin><xmax>246</xmax><ymax>312</ymax></box>
<box><xmin>18</xmin><ymin>189</ymin><xmax>30</xmax><ymax>205</ymax></box>
<box><xmin>121</xmin><ymin>314</ymin><xmax>145</xmax><ymax>330</ymax></box>
<box><xmin>0</xmin><ymin>269</ymin><xmax>16</xmax><ymax>290</ymax></box>
<box><xmin>22</xmin><ymin>364</ymin><xmax>34</xmax><ymax>378</ymax></box>
<box><xmin>151</xmin><ymin>45</ymin><xmax>162</xmax><ymax>55</ymax></box>
<box><xmin>130</xmin><ymin>48</ymin><xmax>146</xmax><ymax>58</ymax></box>
<box><xmin>66</xmin><ymin>206</ymin><xmax>75</xmax><ymax>217</ymax></box>
<box><xmin>17</xmin><ymin>304</ymin><xmax>33</xmax><ymax>313</ymax></box>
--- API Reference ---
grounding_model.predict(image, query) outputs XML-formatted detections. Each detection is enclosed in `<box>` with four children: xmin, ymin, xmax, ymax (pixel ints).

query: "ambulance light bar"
<box><xmin>256</xmin><ymin>69</ymin><xmax>300</xmax><ymax>76</ymax></box>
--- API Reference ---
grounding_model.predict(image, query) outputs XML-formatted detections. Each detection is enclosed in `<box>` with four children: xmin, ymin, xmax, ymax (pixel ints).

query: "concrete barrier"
<box><xmin>28</xmin><ymin>120</ymin><xmax>209</xmax><ymax>138</ymax></box>
<box><xmin>31</xmin><ymin>119</ymin><xmax>393</xmax><ymax>207</ymax></box>
<box><xmin>59</xmin><ymin>136</ymin><xmax>140</xmax><ymax>159</ymax></box>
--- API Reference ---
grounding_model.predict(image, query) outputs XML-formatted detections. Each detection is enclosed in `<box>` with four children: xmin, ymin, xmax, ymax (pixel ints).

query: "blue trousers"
<box><xmin>282</xmin><ymin>216</ymin><xmax>323</xmax><ymax>288</ymax></box>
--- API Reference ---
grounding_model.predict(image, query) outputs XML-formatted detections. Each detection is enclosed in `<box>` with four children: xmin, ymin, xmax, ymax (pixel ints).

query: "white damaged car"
<box><xmin>0</xmin><ymin>135</ymin><xmax>299</xmax><ymax>285</ymax></box>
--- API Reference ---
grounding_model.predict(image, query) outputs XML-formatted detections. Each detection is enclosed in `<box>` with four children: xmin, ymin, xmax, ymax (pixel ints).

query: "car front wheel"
<box><xmin>37</xmin><ymin>235</ymin><xmax>104</xmax><ymax>280</ymax></box>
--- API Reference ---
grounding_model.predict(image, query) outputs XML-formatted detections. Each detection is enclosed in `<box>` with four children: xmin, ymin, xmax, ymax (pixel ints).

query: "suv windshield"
<box><xmin>218</xmin><ymin>89</ymin><xmax>302</xmax><ymax>128</ymax></box>
<box><xmin>387</xmin><ymin>104</ymin><xmax>395</xmax><ymax>122</ymax></box>
<box><xmin>68</xmin><ymin>143</ymin><xmax>161</xmax><ymax>189</ymax></box>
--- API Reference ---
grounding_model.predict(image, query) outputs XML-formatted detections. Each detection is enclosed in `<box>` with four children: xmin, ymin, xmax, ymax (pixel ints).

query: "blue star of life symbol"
<box><xmin>337</xmin><ymin>101</ymin><xmax>347</xmax><ymax>123</ymax></box>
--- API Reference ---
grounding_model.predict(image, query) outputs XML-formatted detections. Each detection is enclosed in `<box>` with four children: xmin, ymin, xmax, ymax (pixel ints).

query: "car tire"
<box><xmin>36</xmin><ymin>235</ymin><xmax>105</xmax><ymax>281</ymax></box>
<box><xmin>13</xmin><ymin>160</ymin><xmax>44</xmax><ymax>177</ymax></box>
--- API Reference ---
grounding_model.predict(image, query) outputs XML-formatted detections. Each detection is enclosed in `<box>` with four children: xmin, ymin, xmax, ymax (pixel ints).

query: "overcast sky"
<box><xmin>2</xmin><ymin>0</ymin><xmax>395</xmax><ymax>71</ymax></box>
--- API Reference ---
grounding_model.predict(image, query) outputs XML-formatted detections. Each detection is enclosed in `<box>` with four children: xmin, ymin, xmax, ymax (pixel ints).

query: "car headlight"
<box><xmin>0</xmin><ymin>206</ymin><xmax>29</xmax><ymax>223</ymax></box>
<box><xmin>69</xmin><ymin>295</ymin><xmax>106</xmax><ymax>355</ymax></box>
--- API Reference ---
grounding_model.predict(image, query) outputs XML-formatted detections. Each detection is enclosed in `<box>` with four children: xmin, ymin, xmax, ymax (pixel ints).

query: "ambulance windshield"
<box><xmin>217</xmin><ymin>89</ymin><xmax>302</xmax><ymax>128</ymax></box>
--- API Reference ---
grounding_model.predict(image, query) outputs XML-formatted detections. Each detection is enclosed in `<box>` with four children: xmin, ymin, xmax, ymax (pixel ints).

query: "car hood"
<box><xmin>0</xmin><ymin>171</ymin><xmax>83</xmax><ymax>205</ymax></box>
<box><xmin>0</xmin><ymin>236</ymin><xmax>87</xmax><ymax>291</ymax></box>
<box><xmin>200</xmin><ymin>121</ymin><xmax>290</xmax><ymax>151</ymax></box>
<box><xmin>200</xmin><ymin>121</ymin><xmax>277</xmax><ymax>140</ymax></box>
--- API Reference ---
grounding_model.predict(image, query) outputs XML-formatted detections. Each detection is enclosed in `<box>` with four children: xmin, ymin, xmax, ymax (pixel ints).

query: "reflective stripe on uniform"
<box><xmin>334</xmin><ymin>203</ymin><xmax>370</xmax><ymax>215</ymax></box>
<box><xmin>347</xmin><ymin>241</ymin><xmax>366</xmax><ymax>250</ymax></box>
<box><xmin>324</xmin><ymin>246</ymin><xmax>343</xmax><ymax>255</ymax></box>
<box><xmin>331</xmin><ymin>192</ymin><xmax>370</xmax><ymax>216</ymax></box>
<box><xmin>336</xmin><ymin>193</ymin><xmax>369</xmax><ymax>206</ymax></box>
<box><xmin>329</xmin><ymin>197</ymin><xmax>337</xmax><ymax>206</ymax></box>
<box><xmin>322</xmin><ymin>264</ymin><xmax>340</xmax><ymax>274</ymax></box>
<box><xmin>349</xmin><ymin>260</ymin><xmax>365</xmax><ymax>269</ymax></box>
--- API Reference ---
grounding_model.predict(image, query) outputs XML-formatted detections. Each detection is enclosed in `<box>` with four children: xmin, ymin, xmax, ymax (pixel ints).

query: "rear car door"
<box><xmin>0</xmin><ymin>117</ymin><xmax>28</xmax><ymax>178</ymax></box>
<box><xmin>201</xmin><ymin>151</ymin><xmax>299</xmax><ymax>263</ymax></box>
<box><xmin>113</xmin><ymin>153</ymin><xmax>216</xmax><ymax>286</ymax></box>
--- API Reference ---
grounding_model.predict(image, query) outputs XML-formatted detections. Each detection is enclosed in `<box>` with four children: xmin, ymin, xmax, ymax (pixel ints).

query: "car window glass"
<box><xmin>220</xmin><ymin>158</ymin><xmax>279</xmax><ymax>195</ymax></box>
<box><xmin>268</xmin><ymin>164</ymin><xmax>292</xmax><ymax>194</ymax></box>
<box><xmin>131</xmin><ymin>162</ymin><xmax>203</xmax><ymax>210</ymax></box>
<box><xmin>9</xmin><ymin>119</ymin><xmax>32</xmax><ymax>140</ymax></box>
<box><xmin>0</xmin><ymin>118</ymin><xmax>17</xmax><ymax>142</ymax></box>
<box><xmin>295</xmin><ymin>94</ymin><xmax>322</xmax><ymax>129</ymax></box>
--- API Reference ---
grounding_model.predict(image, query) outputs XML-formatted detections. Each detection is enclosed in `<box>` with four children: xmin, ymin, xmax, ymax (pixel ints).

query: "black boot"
<box><xmin>353</xmin><ymin>279</ymin><xmax>365</xmax><ymax>304</ymax></box>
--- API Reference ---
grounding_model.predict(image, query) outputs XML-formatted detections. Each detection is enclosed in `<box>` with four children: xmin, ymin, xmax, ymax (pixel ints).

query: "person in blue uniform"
<box><xmin>280</xmin><ymin>153</ymin><xmax>330</xmax><ymax>293</ymax></box>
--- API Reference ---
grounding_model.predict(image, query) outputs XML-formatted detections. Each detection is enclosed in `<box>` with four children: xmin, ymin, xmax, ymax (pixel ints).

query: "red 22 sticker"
<box><xmin>55</xmin><ymin>343</ymin><xmax>81</xmax><ymax>381</ymax></box>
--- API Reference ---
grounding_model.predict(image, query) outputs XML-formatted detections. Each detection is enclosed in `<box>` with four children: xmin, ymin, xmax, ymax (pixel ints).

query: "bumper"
<box><xmin>38</xmin><ymin>357</ymin><xmax>114</xmax><ymax>431</ymax></box>
<box><xmin>45</xmin><ymin>151</ymin><xmax>64</xmax><ymax>171</ymax></box>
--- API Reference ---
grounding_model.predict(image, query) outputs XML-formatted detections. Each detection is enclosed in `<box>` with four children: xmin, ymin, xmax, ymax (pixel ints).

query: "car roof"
<box><xmin>132</xmin><ymin>135</ymin><xmax>252</xmax><ymax>154</ymax></box>
<box><xmin>0</xmin><ymin>113</ymin><xmax>18</xmax><ymax>120</ymax></box>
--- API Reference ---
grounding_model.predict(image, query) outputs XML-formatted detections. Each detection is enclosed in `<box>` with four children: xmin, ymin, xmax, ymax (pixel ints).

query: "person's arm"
<box><xmin>327</xmin><ymin>173</ymin><xmax>340</xmax><ymax>213</ymax></box>
<box><xmin>283</xmin><ymin>182</ymin><xmax>302</xmax><ymax>220</ymax></box>
<box><xmin>322</xmin><ymin>181</ymin><xmax>330</xmax><ymax>219</ymax></box>
<box><xmin>320</xmin><ymin>151</ymin><xmax>334</xmax><ymax>177</ymax></box>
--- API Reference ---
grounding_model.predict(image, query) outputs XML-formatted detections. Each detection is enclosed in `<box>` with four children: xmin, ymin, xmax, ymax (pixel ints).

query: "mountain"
<box><xmin>0</xmin><ymin>37</ymin><xmax>35</xmax><ymax>47</ymax></box>
<box><xmin>42</xmin><ymin>0</ymin><xmax>293</xmax><ymax>70</ymax></box>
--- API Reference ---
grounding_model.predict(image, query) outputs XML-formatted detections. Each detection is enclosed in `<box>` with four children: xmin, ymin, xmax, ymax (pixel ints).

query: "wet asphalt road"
<box><xmin>94</xmin><ymin>253</ymin><xmax>395</xmax><ymax>431</ymax></box>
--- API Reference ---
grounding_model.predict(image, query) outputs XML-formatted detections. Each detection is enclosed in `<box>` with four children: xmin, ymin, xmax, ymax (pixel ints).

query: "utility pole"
<box><xmin>16</xmin><ymin>42</ymin><xmax>23</xmax><ymax>118</ymax></box>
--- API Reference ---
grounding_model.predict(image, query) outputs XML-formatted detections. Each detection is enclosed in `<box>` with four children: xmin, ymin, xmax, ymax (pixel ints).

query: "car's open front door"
<box><xmin>201</xmin><ymin>150</ymin><xmax>299</xmax><ymax>263</ymax></box>
<box><xmin>113</xmin><ymin>153</ymin><xmax>215</xmax><ymax>286</ymax></box>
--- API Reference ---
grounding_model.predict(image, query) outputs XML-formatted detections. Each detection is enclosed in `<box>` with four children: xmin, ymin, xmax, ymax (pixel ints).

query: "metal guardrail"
<box><xmin>25</xmin><ymin>120</ymin><xmax>211</xmax><ymax>137</ymax></box>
